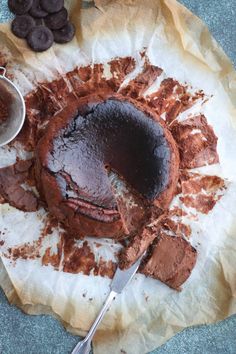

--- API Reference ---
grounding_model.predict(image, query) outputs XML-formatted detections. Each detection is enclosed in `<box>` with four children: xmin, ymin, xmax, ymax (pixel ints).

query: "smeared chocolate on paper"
<box><xmin>0</xmin><ymin>159</ymin><xmax>38</xmax><ymax>212</ymax></box>
<box><xmin>179</xmin><ymin>171</ymin><xmax>226</xmax><ymax>214</ymax></box>
<box><xmin>171</xmin><ymin>115</ymin><xmax>219</xmax><ymax>169</ymax></box>
<box><xmin>0</xmin><ymin>53</ymin><xmax>226</xmax><ymax>290</ymax></box>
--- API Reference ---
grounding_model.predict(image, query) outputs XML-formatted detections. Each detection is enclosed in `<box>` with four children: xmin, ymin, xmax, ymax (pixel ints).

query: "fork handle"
<box><xmin>72</xmin><ymin>290</ymin><xmax>117</xmax><ymax>354</ymax></box>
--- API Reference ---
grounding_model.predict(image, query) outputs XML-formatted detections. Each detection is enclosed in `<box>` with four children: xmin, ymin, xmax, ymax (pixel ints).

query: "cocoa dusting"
<box><xmin>0</xmin><ymin>159</ymin><xmax>38</xmax><ymax>212</ymax></box>
<box><xmin>61</xmin><ymin>237</ymin><xmax>116</xmax><ymax>278</ymax></box>
<box><xmin>168</xmin><ymin>206</ymin><xmax>187</xmax><ymax>218</ymax></box>
<box><xmin>0</xmin><ymin>240</ymin><xmax>4</xmax><ymax>246</ymax></box>
<box><xmin>63</xmin><ymin>240</ymin><xmax>96</xmax><ymax>275</ymax></box>
<box><xmin>180</xmin><ymin>172</ymin><xmax>225</xmax><ymax>194</ymax></box>
<box><xmin>180</xmin><ymin>194</ymin><xmax>220</xmax><ymax>214</ymax></box>
<box><xmin>4</xmin><ymin>214</ymin><xmax>59</xmax><ymax>262</ymax></box>
<box><xmin>94</xmin><ymin>258</ymin><xmax>116</xmax><ymax>279</ymax></box>
<box><xmin>0</xmin><ymin>98</ymin><xmax>9</xmax><ymax>123</ymax></box>
<box><xmin>161</xmin><ymin>217</ymin><xmax>191</xmax><ymax>238</ymax></box>
<box><xmin>108</xmin><ymin>57</ymin><xmax>135</xmax><ymax>89</ymax></box>
<box><xmin>95</xmin><ymin>242</ymin><xmax>102</xmax><ymax>248</ymax></box>
<box><xmin>42</xmin><ymin>245</ymin><xmax>62</xmax><ymax>269</ymax></box>
<box><xmin>8</xmin><ymin>243</ymin><xmax>40</xmax><ymax>261</ymax></box>
<box><xmin>179</xmin><ymin>172</ymin><xmax>225</xmax><ymax>214</ymax></box>
<box><xmin>5</xmin><ymin>228</ymin><xmax>115</xmax><ymax>279</ymax></box>
<box><xmin>171</xmin><ymin>115</ymin><xmax>219</xmax><ymax>169</ymax></box>
<box><xmin>119</xmin><ymin>62</ymin><xmax>162</xmax><ymax>99</ymax></box>
<box><xmin>16</xmin><ymin>77</ymin><xmax>72</xmax><ymax>151</ymax></box>
<box><xmin>147</xmin><ymin>79</ymin><xmax>204</xmax><ymax>124</ymax></box>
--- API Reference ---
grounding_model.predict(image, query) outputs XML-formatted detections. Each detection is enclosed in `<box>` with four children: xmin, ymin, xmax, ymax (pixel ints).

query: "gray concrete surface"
<box><xmin>0</xmin><ymin>0</ymin><xmax>236</xmax><ymax>353</ymax></box>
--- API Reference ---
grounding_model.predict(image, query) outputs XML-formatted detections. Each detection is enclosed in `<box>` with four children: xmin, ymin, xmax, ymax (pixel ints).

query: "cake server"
<box><xmin>71</xmin><ymin>252</ymin><xmax>145</xmax><ymax>354</ymax></box>
<box><xmin>0</xmin><ymin>66</ymin><xmax>26</xmax><ymax>147</ymax></box>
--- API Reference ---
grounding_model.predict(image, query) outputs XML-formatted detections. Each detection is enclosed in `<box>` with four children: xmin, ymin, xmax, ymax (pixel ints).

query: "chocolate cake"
<box><xmin>140</xmin><ymin>233</ymin><xmax>197</xmax><ymax>290</ymax></box>
<box><xmin>36</xmin><ymin>96</ymin><xmax>179</xmax><ymax>239</ymax></box>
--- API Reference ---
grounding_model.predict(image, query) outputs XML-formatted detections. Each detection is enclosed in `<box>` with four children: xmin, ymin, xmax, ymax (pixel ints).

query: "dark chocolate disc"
<box><xmin>53</xmin><ymin>22</ymin><xmax>75</xmax><ymax>44</ymax></box>
<box><xmin>11</xmin><ymin>15</ymin><xmax>35</xmax><ymax>38</ymax></box>
<box><xmin>40</xmin><ymin>0</ymin><xmax>64</xmax><ymax>13</ymax></box>
<box><xmin>8</xmin><ymin>0</ymin><xmax>33</xmax><ymax>15</ymax></box>
<box><xmin>29</xmin><ymin>0</ymin><xmax>48</xmax><ymax>18</ymax></box>
<box><xmin>44</xmin><ymin>7</ymin><xmax>68</xmax><ymax>30</ymax></box>
<box><xmin>35</xmin><ymin>18</ymin><xmax>44</xmax><ymax>26</ymax></box>
<box><xmin>27</xmin><ymin>25</ymin><xmax>53</xmax><ymax>52</ymax></box>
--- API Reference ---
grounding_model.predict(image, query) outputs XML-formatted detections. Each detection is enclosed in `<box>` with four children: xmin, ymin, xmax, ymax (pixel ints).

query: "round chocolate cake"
<box><xmin>36</xmin><ymin>97</ymin><xmax>179</xmax><ymax>238</ymax></box>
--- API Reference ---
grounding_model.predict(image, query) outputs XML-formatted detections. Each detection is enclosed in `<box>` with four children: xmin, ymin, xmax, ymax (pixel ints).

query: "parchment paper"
<box><xmin>0</xmin><ymin>1</ymin><xmax>236</xmax><ymax>353</ymax></box>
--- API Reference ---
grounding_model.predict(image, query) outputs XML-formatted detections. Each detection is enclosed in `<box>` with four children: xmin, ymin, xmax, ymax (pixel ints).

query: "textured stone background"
<box><xmin>0</xmin><ymin>1</ymin><xmax>236</xmax><ymax>353</ymax></box>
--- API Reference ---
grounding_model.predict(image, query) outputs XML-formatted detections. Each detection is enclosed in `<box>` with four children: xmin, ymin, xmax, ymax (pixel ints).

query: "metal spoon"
<box><xmin>71</xmin><ymin>253</ymin><xmax>145</xmax><ymax>354</ymax></box>
<box><xmin>0</xmin><ymin>66</ymin><xmax>26</xmax><ymax>147</ymax></box>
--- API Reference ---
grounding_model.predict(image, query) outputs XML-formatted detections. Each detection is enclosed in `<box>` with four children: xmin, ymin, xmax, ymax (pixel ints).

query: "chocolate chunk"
<box><xmin>11</xmin><ymin>15</ymin><xmax>35</xmax><ymax>38</ymax></box>
<box><xmin>44</xmin><ymin>7</ymin><xmax>68</xmax><ymax>30</ymax></box>
<box><xmin>27</xmin><ymin>25</ymin><xmax>53</xmax><ymax>52</ymax></box>
<box><xmin>0</xmin><ymin>159</ymin><xmax>38</xmax><ymax>212</ymax></box>
<box><xmin>53</xmin><ymin>22</ymin><xmax>75</xmax><ymax>43</ymax></box>
<box><xmin>40</xmin><ymin>0</ymin><xmax>64</xmax><ymax>13</ymax></box>
<box><xmin>8</xmin><ymin>0</ymin><xmax>33</xmax><ymax>15</ymax></box>
<box><xmin>119</xmin><ymin>207</ymin><xmax>165</xmax><ymax>269</ymax></box>
<box><xmin>141</xmin><ymin>234</ymin><xmax>197</xmax><ymax>290</ymax></box>
<box><xmin>29</xmin><ymin>0</ymin><xmax>48</xmax><ymax>18</ymax></box>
